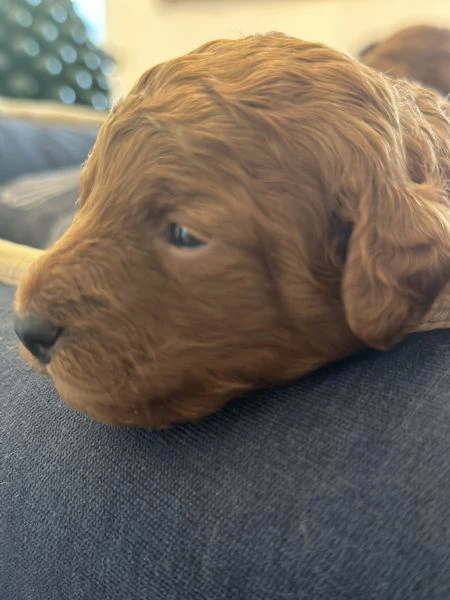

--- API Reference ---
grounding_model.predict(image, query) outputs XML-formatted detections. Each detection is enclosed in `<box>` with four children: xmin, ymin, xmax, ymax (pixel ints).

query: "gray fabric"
<box><xmin>1</xmin><ymin>281</ymin><xmax>450</xmax><ymax>600</ymax></box>
<box><xmin>0</xmin><ymin>117</ymin><xmax>97</xmax><ymax>184</ymax></box>
<box><xmin>0</xmin><ymin>167</ymin><xmax>79</xmax><ymax>249</ymax></box>
<box><xmin>0</xmin><ymin>115</ymin><xmax>94</xmax><ymax>249</ymax></box>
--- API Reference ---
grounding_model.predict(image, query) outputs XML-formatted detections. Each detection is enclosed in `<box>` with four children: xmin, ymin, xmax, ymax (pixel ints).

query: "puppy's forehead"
<box><xmin>103</xmin><ymin>34</ymin><xmax>361</xmax><ymax>142</ymax></box>
<box><xmin>84</xmin><ymin>35</ymin><xmax>374</xmax><ymax>217</ymax></box>
<box><xmin>82</xmin><ymin>95</ymin><xmax>256</xmax><ymax>228</ymax></box>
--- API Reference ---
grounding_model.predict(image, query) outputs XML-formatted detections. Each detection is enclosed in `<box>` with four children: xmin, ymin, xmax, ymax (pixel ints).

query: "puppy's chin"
<box><xmin>46</xmin><ymin>367</ymin><xmax>204</xmax><ymax>429</ymax></box>
<box><xmin>19</xmin><ymin>345</ymin><xmax>49</xmax><ymax>376</ymax></box>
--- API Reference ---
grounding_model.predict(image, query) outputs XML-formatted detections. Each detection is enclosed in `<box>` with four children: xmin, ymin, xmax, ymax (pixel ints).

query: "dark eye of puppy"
<box><xmin>168</xmin><ymin>223</ymin><xmax>205</xmax><ymax>248</ymax></box>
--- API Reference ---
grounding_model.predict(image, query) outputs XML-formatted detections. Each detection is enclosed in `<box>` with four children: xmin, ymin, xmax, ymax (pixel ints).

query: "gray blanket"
<box><xmin>2</xmin><ymin>280</ymin><xmax>450</xmax><ymax>599</ymax></box>
<box><xmin>0</xmin><ymin>166</ymin><xmax>79</xmax><ymax>249</ymax></box>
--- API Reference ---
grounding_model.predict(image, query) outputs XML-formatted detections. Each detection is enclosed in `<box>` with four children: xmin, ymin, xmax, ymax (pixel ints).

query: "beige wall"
<box><xmin>106</xmin><ymin>0</ymin><xmax>450</xmax><ymax>96</ymax></box>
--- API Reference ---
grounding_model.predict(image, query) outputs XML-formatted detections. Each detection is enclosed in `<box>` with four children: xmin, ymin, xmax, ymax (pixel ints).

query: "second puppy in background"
<box><xmin>360</xmin><ymin>25</ymin><xmax>450</xmax><ymax>96</ymax></box>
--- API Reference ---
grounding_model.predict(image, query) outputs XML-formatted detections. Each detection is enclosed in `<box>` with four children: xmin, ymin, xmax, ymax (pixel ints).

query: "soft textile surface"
<box><xmin>0</xmin><ymin>117</ymin><xmax>97</xmax><ymax>184</ymax></box>
<box><xmin>1</xmin><ymin>282</ymin><xmax>450</xmax><ymax>599</ymax></box>
<box><xmin>0</xmin><ymin>167</ymin><xmax>80</xmax><ymax>248</ymax></box>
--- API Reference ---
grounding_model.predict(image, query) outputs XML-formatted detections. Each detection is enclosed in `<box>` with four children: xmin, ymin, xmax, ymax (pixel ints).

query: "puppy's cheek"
<box><xmin>45</xmin><ymin>350</ymin><xmax>152</xmax><ymax>425</ymax></box>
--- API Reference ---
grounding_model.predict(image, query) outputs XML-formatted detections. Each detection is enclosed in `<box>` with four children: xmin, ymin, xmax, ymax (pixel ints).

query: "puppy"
<box><xmin>14</xmin><ymin>33</ymin><xmax>450</xmax><ymax>427</ymax></box>
<box><xmin>360</xmin><ymin>25</ymin><xmax>450</xmax><ymax>96</ymax></box>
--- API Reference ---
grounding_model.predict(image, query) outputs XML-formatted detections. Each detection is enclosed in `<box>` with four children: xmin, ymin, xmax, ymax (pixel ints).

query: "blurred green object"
<box><xmin>0</xmin><ymin>0</ymin><xmax>113</xmax><ymax>110</ymax></box>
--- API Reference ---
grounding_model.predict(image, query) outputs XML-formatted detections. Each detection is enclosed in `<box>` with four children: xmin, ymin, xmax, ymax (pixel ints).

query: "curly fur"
<box><xmin>15</xmin><ymin>33</ymin><xmax>450</xmax><ymax>427</ymax></box>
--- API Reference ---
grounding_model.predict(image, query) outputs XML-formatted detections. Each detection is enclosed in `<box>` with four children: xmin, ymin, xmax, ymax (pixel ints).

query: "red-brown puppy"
<box><xmin>14</xmin><ymin>33</ymin><xmax>450</xmax><ymax>427</ymax></box>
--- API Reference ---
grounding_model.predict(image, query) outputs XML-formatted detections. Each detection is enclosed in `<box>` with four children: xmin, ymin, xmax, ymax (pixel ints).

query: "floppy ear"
<box><xmin>342</xmin><ymin>181</ymin><xmax>450</xmax><ymax>349</ymax></box>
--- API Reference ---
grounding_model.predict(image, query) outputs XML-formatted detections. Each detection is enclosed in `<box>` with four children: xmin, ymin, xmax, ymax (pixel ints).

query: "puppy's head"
<box><xmin>361</xmin><ymin>25</ymin><xmax>450</xmax><ymax>96</ymax></box>
<box><xmin>15</xmin><ymin>34</ymin><xmax>450</xmax><ymax>427</ymax></box>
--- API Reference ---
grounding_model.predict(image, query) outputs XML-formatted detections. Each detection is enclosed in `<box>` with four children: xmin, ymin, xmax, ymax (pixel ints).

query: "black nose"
<box><xmin>14</xmin><ymin>314</ymin><xmax>62</xmax><ymax>364</ymax></box>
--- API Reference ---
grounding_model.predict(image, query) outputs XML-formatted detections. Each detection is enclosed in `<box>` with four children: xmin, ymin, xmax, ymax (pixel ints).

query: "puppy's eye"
<box><xmin>168</xmin><ymin>224</ymin><xmax>206</xmax><ymax>248</ymax></box>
